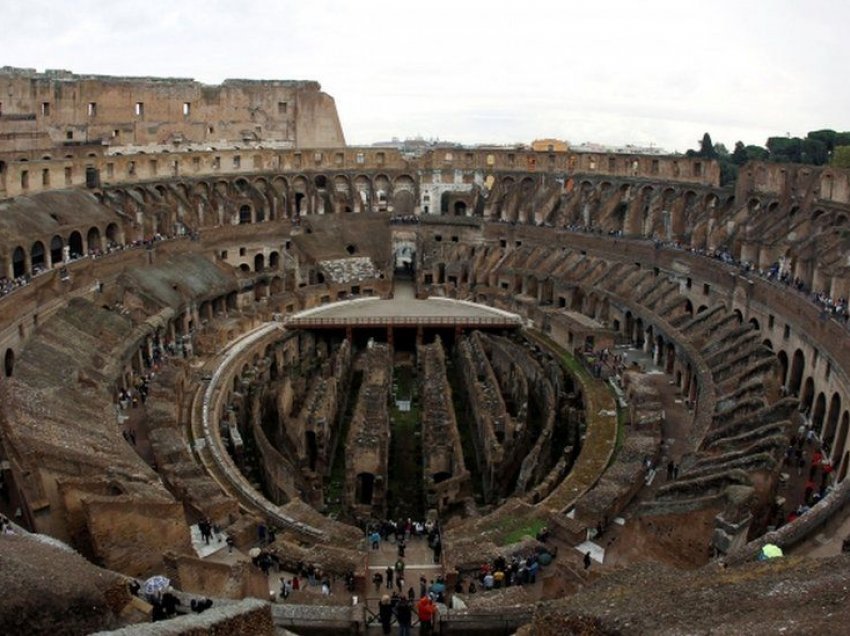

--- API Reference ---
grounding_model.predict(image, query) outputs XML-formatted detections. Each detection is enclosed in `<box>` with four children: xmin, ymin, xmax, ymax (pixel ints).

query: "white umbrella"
<box><xmin>142</xmin><ymin>575</ymin><xmax>170</xmax><ymax>599</ymax></box>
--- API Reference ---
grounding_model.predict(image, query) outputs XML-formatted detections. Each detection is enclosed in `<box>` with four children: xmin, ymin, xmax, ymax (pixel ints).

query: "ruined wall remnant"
<box><xmin>344</xmin><ymin>343</ymin><xmax>392</xmax><ymax>518</ymax></box>
<box><xmin>418</xmin><ymin>337</ymin><xmax>470</xmax><ymax>511</ymax></box>
<box><xmin>0</xmin><ymin>66</ymin><xmax>345</xmax><ymax>153</ymax></box>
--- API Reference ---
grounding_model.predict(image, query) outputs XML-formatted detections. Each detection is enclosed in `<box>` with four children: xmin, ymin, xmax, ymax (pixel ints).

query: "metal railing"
<box><xmin>285</xmin><ymin>314</ymin><xmax>522</xmax><ymax>328</ymax></box>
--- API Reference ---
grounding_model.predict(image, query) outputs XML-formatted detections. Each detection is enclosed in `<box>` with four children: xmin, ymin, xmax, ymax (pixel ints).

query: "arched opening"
<box><xmin>433</xmin><ymin>471</ymin><xmax>451</xmax><ymax>484</ymax></box>
<box><xmin>697</xmin><ymin>305</ymin><xmax>708</xmax><ymax>314</ymax></box>
<box><xmin>789</xmin><ymin>349</ymin><xmax>805</xmax><ymax>395</ymax></box>
<box><xmin>239</xmin><ymin>263</ymin><xmax>251</xmax><ymax>273</ymax></box>
<box><xmin>254</xmin><ymin>280</ymin><xmax>268</xmax><ymax>301</ymax></box>
<box><xmin>68</xmin><ymin>231</ymin><xmax>83</xmax><ymax>258</ymax></box>
<box><xmin>254</xmin><ymin>253</ymin><xmax>265</xmax><ymax>272</ymax></box>
<box><xmin>30</xmin><ymin>241</ymin><xmax>46</xmax><ymax>271</ymax></box>
<box><xmin>12</xmin><ymin>246</ymin><xmax>26</xmax><ymax>278</ymax></box>
<box><xmin>801</xmin><ymin>377</ymin><xmax>815</xmax><ymax>414</ymax></box>
<box><xmin>777</xmin><ymin>350</ymin><xmax>789</xmax><ymax>386</ymax></box>
<box><xmin>86</xmin><ymin>226</ymin><xmax>101</xmax><ymax>254</ymax></box>
<box><xmin>306</xmin><ymin>431</ymin><xmax>318</xmax><ymax>472</ymax></box>
<box><xmin>255</xmin><ymin>206</ymin><xmax>266</xmax><ymax>223</ymax></box>
<box><xmin>813</xmin><ymin>392</ymin><xmax>827</xmax><ymax>434</ymax></box>
<box><xmin>269</xmin><ymin>251</ymin><xmax>280</xmax><ymax>270</ymax></box>
<box><xmin>346</xmin><ymin>244</ymin><xmax>357</xmax><ymax>256</ymax></box>
<box><xmin>314</xmin><ymin>175</ymin><xmax>327</xmax><ymax>189</ymax></box>
<box><xmin>356</xmin><ymin>472</ymin><xmax>375</xmax><ymax>505</ymax></box>
<box><xmin>762</xmin><ymin>339</ymin><xmax>773</xmax><ymax>350</ymax></box>
<box><xmin>634</xmin><ymin>317</ymin><xmax>644</xmax><ymax>348</ymax></box>
<box><xmin>749</xmin><ymin>317</ymin><xmax>760</xmax><ymax>331</ymax></box>
<box><xmin>239</xmin><ymin>205</ymin><xmax>252</xmax><ymax>224</ymax></box>
<box><xmin>824</xmin><ymin>393</ymin><xmax>842</xmax><ymax>450</ymax></box>
<box><xmin>4</xmin><ymin>348</ymin><xmax>14</xmax><ymax>377</ymax></box>
<box><xmin>665</xmin><ymin>342</ymin><xmax>676</xmax><ymax>374</ymax></box>
<box><xmin>835</xmin><ymin>412</ymin><xmax>850</xmax><ymax>467</ymax></box>
<box><xmin>50</xmin><ymin>235</ymin><xmax>63</xmax><ymax>265</ymax></box>
<box><xmin>684</xmin><ymin>299</ymin><xmax>694</xmax><ymax>317</ymax></box>
<box><xmin>105</xmin><ymin>222</ymin><xmax>120</xmax><ymax>245</ymax></box>
<box><xmin>454</xmin><ymin>201</ymin><xmax>467</xmax><ymax>216</ymax></box>
<box><xmin>733</xmin><ymin>309</ymin><xmax>743</xmax><ymax>324</ymax></box>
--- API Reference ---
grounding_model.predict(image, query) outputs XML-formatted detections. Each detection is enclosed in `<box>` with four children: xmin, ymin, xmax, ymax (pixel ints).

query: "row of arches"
<box><xmin>105</xmin><ymin>171</ymin><xmax>421</xmax><ymax>232</ymax></box>
<box><xmin>4</xmin><ymin>223</ymin><xmax>123</xmax><ymax>279</ymax></box>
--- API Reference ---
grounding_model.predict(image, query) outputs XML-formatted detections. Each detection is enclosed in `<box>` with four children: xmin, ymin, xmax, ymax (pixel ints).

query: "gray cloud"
<box><xmin>3</xmin><ymin>0</ymin><xmax>849</xmax><ymax>151</ymax></box>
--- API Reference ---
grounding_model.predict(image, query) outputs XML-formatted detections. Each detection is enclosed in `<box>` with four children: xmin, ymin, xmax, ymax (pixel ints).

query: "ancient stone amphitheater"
<box><xmin>1</xmin><ymin>67</ymin><xmax>849</xmax><ymax>634</ymax></box>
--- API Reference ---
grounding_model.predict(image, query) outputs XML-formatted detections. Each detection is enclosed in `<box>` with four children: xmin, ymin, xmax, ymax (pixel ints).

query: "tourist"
<box><xmin>416</xmin><ymin>595</ymin><xmax>437</xmax><ymax>636</ymax></box>
<box><xmin>483</xmin><ymin>571</ymin><xmax>494</xmax><ymax>590</ymax></box>
<box><xmin>371</xmin><ymin>529</ymin><xmax>381</xmax><ymax>550</ymax></box>
<box><xmin>584</xmin><ymin>551</ymin><xmax>592</xmax><ymax>569</ymax></box>
<box><xmin>395</xmin><ymin>596</ymin><xmax>412</xmax><ymax>636</ymax></box>
<box><xmin>373</xmin><ymin>571</ymin><xmax>384</xmax><ymax>593</ymax></box>
<box><xmin>280</xmin><ymin>577</ymin><xmax>292</xmax><ymax>600</ymax></box>
<box><xmin>386</xmin><ymin>565</ymin><xmax>394</xmax><ymax>589</ymax></box>
<box><xmin>321</xmin><ymin>577</ymin><xmax>331</xmax><ymax>595</ymax></box>
<box><xmin>379</xmin><ymin>594</ymin><xmax>393</xmax><ymax>635</ymax></box>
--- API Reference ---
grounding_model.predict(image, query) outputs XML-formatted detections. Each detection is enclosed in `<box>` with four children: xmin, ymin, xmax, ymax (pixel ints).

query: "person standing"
<box><xmin>395</xmin><ymin>596</ymin><xmax>412</xmax><ymax>636</ymax></box>
<box><xmin>379</xmin><ymin>595</ymin><xmax>393</xmax><ymax>635</ymax></box>
<box><xmin>583</xmin><ymin>551</ymin><xmax>592</xmax><ymax>570</ymax></box>
<box><xmin>386</xmin><ymin>565</ymin><xmax>394</xmax><ymax>589</ymax></box>
<box><xmin>416</xmin><ymin>595</ymin><xmax>436</xmax><ymax>636</ymax></box>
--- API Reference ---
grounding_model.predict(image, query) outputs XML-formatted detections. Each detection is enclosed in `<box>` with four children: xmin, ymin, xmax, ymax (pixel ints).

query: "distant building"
<box><xmin>531</xmin><ymin>138</ymin><xmax>570</xmax><ymax>152</ymax></box>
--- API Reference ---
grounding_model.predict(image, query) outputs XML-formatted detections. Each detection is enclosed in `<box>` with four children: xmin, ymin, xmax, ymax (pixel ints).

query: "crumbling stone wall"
<box><xmin>91</xmin><ymin>598</ymin><xmax>274</xmax><ymax>636</ymax></box>
<box><xmin>83</xmin><ymin>497</ymin><xmax>191</xmax><ymax>578</ymax></box>
<box><xmin>344</xmin><ymin>343</ymin><xmax>391</xmax><ymax>518</ymax></box>
<box><xmin>418</xmin><ymin>337</ymin><xmax>471</xmax><ymax>511</ymax></box>
<box><xmin>0</xmin><ymin>67</ymin><xmax>344</xmax><ymax>153</ymax></box>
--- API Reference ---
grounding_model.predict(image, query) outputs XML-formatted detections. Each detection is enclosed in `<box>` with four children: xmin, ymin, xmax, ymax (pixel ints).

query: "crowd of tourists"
<box><xmin>455</xmin><ymin>548</ymin><xmax>553</xmax><ymax>594</ymax></box>
<box><xmin>367</xmin><ymin>518</ymin><xmax>443</xmax><ymax>561</ymax></box>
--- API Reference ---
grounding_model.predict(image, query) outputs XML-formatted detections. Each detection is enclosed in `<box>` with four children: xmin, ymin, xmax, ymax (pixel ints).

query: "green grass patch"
<box><xmin>496</xmin><ymin>517</ymin><xmax>548</xmax><ymax>545</ymax></box>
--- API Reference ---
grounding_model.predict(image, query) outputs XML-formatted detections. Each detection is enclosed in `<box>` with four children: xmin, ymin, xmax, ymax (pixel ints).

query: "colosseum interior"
<box><xmin>1</xmin><ymin>67</ymin><xmax>850</xmax><ymax>634</ymax></box>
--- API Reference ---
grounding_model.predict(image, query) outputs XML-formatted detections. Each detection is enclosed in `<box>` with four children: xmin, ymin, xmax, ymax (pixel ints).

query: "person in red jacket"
<box><xmin>416</xmin><ymin>595</ymin><xmax>437</xmax><ymax>635</ymax></box>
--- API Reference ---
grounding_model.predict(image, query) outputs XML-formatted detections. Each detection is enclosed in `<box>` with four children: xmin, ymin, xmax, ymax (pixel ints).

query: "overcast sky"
<box><xmin>4</xmin><ymin>0</ymin><xmax>849</xmax><ymax>152</ymax></box>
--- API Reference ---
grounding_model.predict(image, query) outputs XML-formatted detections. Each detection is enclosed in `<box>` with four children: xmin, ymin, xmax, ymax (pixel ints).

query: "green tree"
<box><xmin>807</xmin><ymin>129</ymin><xmax>837</xmax><ymax>152</ymax></box>
<box><xmin>745</xmin><ymin>145</ymin><xmax>769</xmax><ymax>162</ymax></box>
<box><xmin>714</xmin><ymin>143</ymin><xmax>729</xmax><ymax>157</ymax></box>
<box><xmin>801</xmin><ymin>138</ymin><xmax>829</xmax><ymax>165</ymax></box>
<box><xmin>731</xmin><ymin>141</ymin><xmax>748</xmax><ymax>165</ymax></box>
<box><xmin>833</xmin><ymin>146</ymin><xmax>850</xmax><ymax>169</ymax></box>
<box><xmin>699</xmin><ymin>132</ymin><xmax>718</xmax><ymax>159</ymax></box>
<box><xmin>767</xmin><ymin>137</ymin><xmax>802</xmax><ymax>163</ymax></box>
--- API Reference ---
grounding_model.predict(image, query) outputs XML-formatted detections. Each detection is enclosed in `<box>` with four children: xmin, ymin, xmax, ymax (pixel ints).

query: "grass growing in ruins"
<box><xmin>498</xmin><ymin>517</ymin><xmax>548</xmax><ymax>545</ymax></box>
<box><xmin>387</xmin><ymin>363</ymin><xmax>424</xmax><ymax>520</ymax></box>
